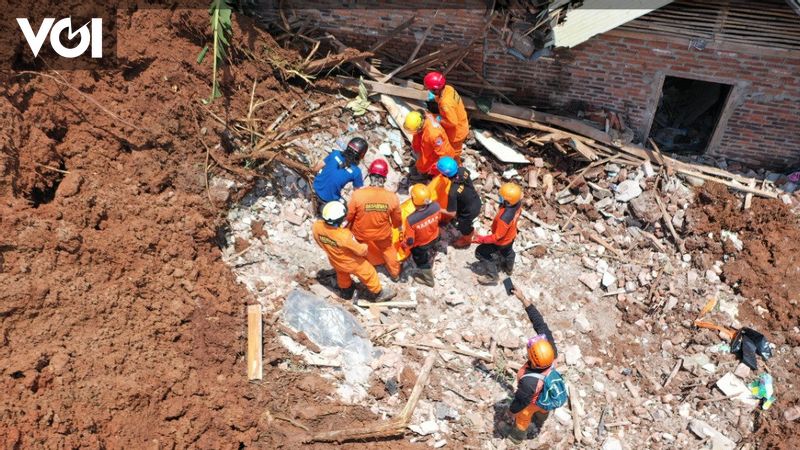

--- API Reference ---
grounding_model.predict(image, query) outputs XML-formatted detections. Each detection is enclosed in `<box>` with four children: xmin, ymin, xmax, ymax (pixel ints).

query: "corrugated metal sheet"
<box><xmin>552</xmin><ymin>0</ymin><xmax>675</xmax><ymax>48</ymax></box>
<box><xmin>621</xmin><ymin>0</ymin><xmax>800</xmax><ymax>51</ymax></box>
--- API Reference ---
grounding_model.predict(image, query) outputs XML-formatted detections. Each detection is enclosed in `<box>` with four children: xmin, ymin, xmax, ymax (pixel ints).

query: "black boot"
<box><xmin>339</xmin><ymin>286</ymin><xmax>355</xmax><ymax>300</ymax></box>
<box><xmin>500</xmin><ymin>257</ymin><xmax>515</xmax><ymax>275</ymax></box>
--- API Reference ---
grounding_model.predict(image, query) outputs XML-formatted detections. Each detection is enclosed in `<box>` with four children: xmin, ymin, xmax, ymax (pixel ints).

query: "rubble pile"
<box><xmin>221</xmin><ymin>105</ymin><xmax>799</xmax><ymax>448</ymax></box>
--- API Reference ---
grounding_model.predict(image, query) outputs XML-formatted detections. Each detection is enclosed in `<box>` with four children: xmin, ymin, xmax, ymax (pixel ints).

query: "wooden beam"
<box><xmin>247</xmin><ymin>304</ymin><xmax>263</xmax><ymax>381</ymax></box>
<box><xmin>356</xmin><ymin>300</ymin><xmax>418</xmax><ymax>308</ymax></box>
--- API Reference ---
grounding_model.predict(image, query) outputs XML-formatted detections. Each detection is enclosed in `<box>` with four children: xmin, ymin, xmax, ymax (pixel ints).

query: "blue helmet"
<box><xmin>436</xmin><ymin>156</ymin><xmax>458</xmax><ymax>178</ymax></box>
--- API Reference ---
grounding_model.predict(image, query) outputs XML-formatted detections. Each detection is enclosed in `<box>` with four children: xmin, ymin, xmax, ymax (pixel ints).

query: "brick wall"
<box><xmin>270</xmin><ymin>6</ymin><xmax>800</xmax><ymax>170</ymax></box>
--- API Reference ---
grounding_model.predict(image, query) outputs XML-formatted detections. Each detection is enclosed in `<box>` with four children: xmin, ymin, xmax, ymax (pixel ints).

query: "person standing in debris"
<box><xmin>403</xmin><ymin>110</ymin><xmax>456</xmax><ymax>178</ymax></box>
<box><xmin>313</xmin><ymin>201</ymin><xmax>396</xmax><ymax>302</ymax></box>
<box><xmin>433</xmin><ymin>156</ymin><xmax>482</xmax><ymax>248</ymax></box>
<box><xmin>346</xmin><ymin>159</ymin><xmax>403</xmax><ymax>281</ymax></box>
<box><xmin>401</xmin><ymin>184</ymin><xmax>441</xmax><ymax>287</ymax></box>
<box><xmin>474</xmin><ymin>183</ymin><xmax>523</xmax><ymax>284</ymax></box>
<box><xmin>424</xmin><ymin>71</ymin><xmax>469</xmax><ymax>161</ymax></box>
<box><xmin>505</xmin><ymin>290</ymin><xmax>562</xmax><ymax>444</ymax></box>
<box><xmin>312</xmin><ymin>137</ymin><xmax>368</xmax><ymax>213</ymax></box>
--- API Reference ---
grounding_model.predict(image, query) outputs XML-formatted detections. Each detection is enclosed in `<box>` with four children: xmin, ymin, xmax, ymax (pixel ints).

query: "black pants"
<box><xmin>315</xmin><ymin>195</ymin><xmax>345</xmax><ymax>217</ymax></box>
<box><xmin>475</xmin><ymin>242</ymin><xmax>515</xmax><ymax>264</ymax></box>
<box><xmin>453</xmin><ymin>212</ymin><xmax>478</xmax><ymax>235</ymax></box>
<box><xmin>411</xmin><ymin>239</ymin><xmax>437</xmax><ymax>269</ymax></box>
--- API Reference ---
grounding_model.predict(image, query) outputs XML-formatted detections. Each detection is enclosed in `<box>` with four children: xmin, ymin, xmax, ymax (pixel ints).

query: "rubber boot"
<box><xmin>507</xmin><ymin>425</ymin><xmax>526</xmax><ymax>444</ymax></box>
<box><xmin>413</xmin><ymin>269</ymin><xmax>435</xmax><ymax>287</ymax></box>
<box><xmin>452</xmin><ymin>232</ymin><xmax>473</xmax><ymax>249</ymax></box>
<box><xmin>339</xmin><ymin>286</ymin><xmax>355</xmax><ymax>300</ymax></box>
<box><xmin>367</xmin><ymin>286</ymin><xmax>397</xmax><ymax>303</ymax></box>
<box><xmin>477</xmin><ymin>260</ymin><xmax>499</xmax><ymax>285</ymax></box>
<box><xmin>500</xmin><ymin>257</ymin><xmax>515</xmax><ymax>275</ymax></box>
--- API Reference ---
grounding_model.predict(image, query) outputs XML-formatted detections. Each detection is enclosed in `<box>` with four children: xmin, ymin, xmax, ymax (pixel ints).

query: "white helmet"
<box><xmin>321</xmin><ymin>201</ymin><xmax>347</xmax><ymax>226</ymax></box>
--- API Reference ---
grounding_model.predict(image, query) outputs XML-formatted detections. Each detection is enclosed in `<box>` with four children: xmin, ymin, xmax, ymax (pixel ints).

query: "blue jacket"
<box><xmin>313</xmin><ymin>150</ymin><xmax>363</xmax><ymax>202</ymax></box>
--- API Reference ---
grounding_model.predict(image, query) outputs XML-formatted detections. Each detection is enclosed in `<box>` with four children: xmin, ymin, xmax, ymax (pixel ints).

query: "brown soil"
<box><xmin>685</xmin><ymin>183</ymin><xmax>800</xmax><ymax>331</ymax></box>
<box><xmin>685</xmin><ymin>184</ymin><xmax>800</xmax><ymax>449</ymax></box>
<box><xmin>0</xmin><ymin>8</ymin><xmax>417</xmax><ymax>449</ymax></box>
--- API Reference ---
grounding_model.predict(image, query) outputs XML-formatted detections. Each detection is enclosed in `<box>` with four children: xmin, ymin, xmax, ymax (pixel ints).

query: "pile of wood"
<box><xmin>336</xmin><ymin>73</ymin><xmax>778</xmax><ymax>200</ymax></box>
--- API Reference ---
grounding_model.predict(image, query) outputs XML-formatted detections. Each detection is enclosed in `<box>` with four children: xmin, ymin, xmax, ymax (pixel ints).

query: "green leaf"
<box><xmin>203</xmin><ymin>0</ymin><xmax>235</xmax><ymax>103</ymax></box>
<box><xmin>197</xmin><ymin>45</ymin><xmax>209</xmax><ymax>64</ymax></box>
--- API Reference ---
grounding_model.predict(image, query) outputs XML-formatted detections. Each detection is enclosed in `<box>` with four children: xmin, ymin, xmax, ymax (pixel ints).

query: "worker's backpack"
<box><xmin>521</xmin><ymin>368</ymin><xmax>568</xmax><ymax>411</ymax></box>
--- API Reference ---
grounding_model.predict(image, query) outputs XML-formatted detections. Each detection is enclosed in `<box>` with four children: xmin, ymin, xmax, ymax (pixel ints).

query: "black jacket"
<box><xmin>509</xmin><ymin>304</ymin><xmax>558</xmax><ymax>414</ymax></box>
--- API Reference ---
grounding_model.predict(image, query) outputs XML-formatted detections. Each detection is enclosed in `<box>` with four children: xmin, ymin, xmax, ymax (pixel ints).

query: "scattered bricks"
<box><xmin>733</xmin><ymin>362</ymin><xmax>752</xmax><ymax>379</ymax></box>
<box><xmin>579</xmin><ymin>273</ymin><xmax>602</xmax><ymax>291</ymax></box>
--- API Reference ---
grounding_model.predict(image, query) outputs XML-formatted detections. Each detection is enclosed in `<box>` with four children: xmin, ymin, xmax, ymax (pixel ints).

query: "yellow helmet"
<box><xmin>499</xmin><ymin>183</ymin><xmax>522</xmax><ymax>205</ymax></box>
<box><xmin>403</xmin><ymin>111</ymin><xmax>424</xmax><ymax>132</ymax></box>
<box><xmin>410</xmin><ymin>183</ymin><xmax>431</xmax><ymax>206</ymax></box>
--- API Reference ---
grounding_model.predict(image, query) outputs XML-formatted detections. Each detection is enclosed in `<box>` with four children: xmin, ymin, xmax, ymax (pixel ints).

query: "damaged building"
<box><xmin>268</xmin><ymin>0</ymin><xmax>800</xmax><ymax>169</ymax></box>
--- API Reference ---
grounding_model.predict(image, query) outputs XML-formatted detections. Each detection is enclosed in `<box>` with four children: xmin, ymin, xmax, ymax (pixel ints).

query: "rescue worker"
<box><xmin>312</xmin><ymin>137</ymin><xmax>368</xmax><ymax>213</ymax></box>
<box><xmin>473</xmin><ymin>182</ymin><xmax>523</xmax><ymax>285</ymax></box>
<box><xmin>313</xmin><ymin>201</ymin><xmax>396</xmax><ymax>302</ymax></box>
<box><xmin>424</xmin><ymin>71</ymin><xmax>469</xmax><ymax>161</ymax></box>
<box><xmin>507</xmin><ymin>289</ymin><xmax>558</xmax><ymax>444</ymax></box>
<box><xmin>401</xmin><ymin>184</ymin><xmax>441</xmax><ymax>287</ymax></box>
<box><xmin>403</xmin><ymin>110</ymin><xmax>456</xmax><ymax>178</ymax></box>
<box><xmin>434</xmin><ymin>156</ymin><xmax>482</xmax><ymax>249</ymax></box>
<box><xmin>346</xmin><ymin>159</ymin><xmax>402</xmax><ymax>281</ymax></box>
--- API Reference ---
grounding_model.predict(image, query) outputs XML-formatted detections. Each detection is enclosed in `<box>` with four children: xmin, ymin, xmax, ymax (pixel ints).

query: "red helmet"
<box><xmin>424</xmin><ymin>71</ymin><xmax>446</xmax><ymax>91</ymax></box>
<box><xmin>368</xmin><ymin>159</ymin><xmax>389</xmax><ymax>177</ymax></box>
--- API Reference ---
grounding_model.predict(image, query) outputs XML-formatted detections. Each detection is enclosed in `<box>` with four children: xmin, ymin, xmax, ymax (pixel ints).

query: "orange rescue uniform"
<box><xmin>402</xmin><ymin>203</ymin><xmax>442</xmax><ymax>250</ymax></box>
<box><xmin>411</xmin><ymin>112</ymin><xmax>456</xmax><ymax>176</ymax></box>
<box><xmin>513</xmin><ymin>363</ymin><xmax>549</xmax><ymax>433</ymax></box>
<box><xmin>490</xmin><ymin>203</ymin><xmax>522</xmax><ymax>246</ymax></box>
<box><xmin>346</xmin><ymin>186</ymin><xmax>402</xmax><ymax>278</ymax></box>
<box><xmin>435</xmin><ymin>85</ymin><xmax>469</xmax><ymax>160</ymax></box>
<box><xmin>312</xmin><ymin>220</ymin><xmax>382</xmax><ymax>293</ymax></box>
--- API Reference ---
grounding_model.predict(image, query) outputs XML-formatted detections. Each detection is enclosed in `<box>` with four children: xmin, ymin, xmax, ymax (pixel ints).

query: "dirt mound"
<box><xmin>0</xmin><ymin>8</ymin><xmax>415</xmax><ymax>449</ymax></box>
<box><xmin>685</xmin><ymin>184</ymin><xmax>800</xmax><ymax>449</ymax></box>
<box><xmin>685</xmin><ymin>184</ymin><xmax>800</xmax><ymax>331</ymax></box>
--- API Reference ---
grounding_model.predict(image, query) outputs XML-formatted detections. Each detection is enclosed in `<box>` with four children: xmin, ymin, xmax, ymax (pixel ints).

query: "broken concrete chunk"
<box><xmin>733</xmin><ymin>363</ymin><xmax>752</xmax><ymax>379</ymax></box>
<box><xmin>434</xmin><ymin>402</ymin><xmax>458</xmax><ymax>420</ymax></box>
<box><xmin>716</xmin><ymin>372</ymin><xmax>758</xmax><ymax>406</ymax></box>
<box><xmin>629</xmin><ymin>191</ymin><xmax>661</xmax><ymax>223</ymax></box>
<box><xmin>615</xmin><ymin>180</ymin><xmax>643</xmax><ymax>202</ymax></box>
<box><xmin>565</xmin><ymin>345</ymin><xmax>582</xmax><ymax>366</ymax></box>
<box><xmin>409</xmin><ymin>420</ymin><xmax>439</xmax><ymax>436</ymax></box>
<box><xmin>601</xmin><ymin>437</ymin><xmax>623</xmax><ymax>450</ymax></box>
<box><xmin>602</xmin><ymin>271</ymin><xmax>617</xmax><ymax>289</ymax></box>
<box><xmin>574</xmin><ymin>313</ymin><xmax>592</xmax><ymax>333</ymax></box>
<box><xmin>579</xmin><ymin>273</ymin><xmax>602</xmax><ymax>291</ymax></box>
<box><xmin>784</xmin><ymin>406</ymin><xmax>800</xmax><ymax>422</ymax></box>
<box><xmin>595</xmin><ymin>197</ymin><xmax>614</xmax><ymax>210</ymax></box>
<box><xmin>683</xmin><ymin>353</ymin><xmax>714</xmax><ymax>375</ymax></box>
<box><xmin>553</xmin><ymin>408</ymin><xmax>572</xmax><ymax>426</ymax></box>
<box><xmin>689</xmin><ymin>419</ymin><xmax>736</xmax><ymax>450</ymax></box>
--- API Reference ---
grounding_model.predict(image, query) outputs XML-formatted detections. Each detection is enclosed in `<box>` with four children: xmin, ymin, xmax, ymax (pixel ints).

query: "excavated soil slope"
<box><xmin>0</xmin><ymin>8</ymin><xmax>415</xmax><ymax>449</ymax></box>
<box><xmin>685</xmin><ymin>184</ymin><xmax>800</xmax><ymax>448</ymax></box>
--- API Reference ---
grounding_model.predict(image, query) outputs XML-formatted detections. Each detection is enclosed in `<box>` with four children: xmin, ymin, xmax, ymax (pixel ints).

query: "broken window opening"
<box><xmin>649</xmin><ymin>75</ymin><xmax>732</xmax><ymax>155</ymax></box>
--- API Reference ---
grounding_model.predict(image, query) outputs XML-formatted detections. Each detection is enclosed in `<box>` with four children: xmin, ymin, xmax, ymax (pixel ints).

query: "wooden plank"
<box><xmin>247</xmin><ymin>304</ymin><xmax>263</xmax><ymax>381</ymax></box>
<box><xmin>355</xmin><ymin>300</ymin><xmax>418</xmax><ymax>308</ymax></box>
<box><xmin>473</xmin><ymin>129</ymin><xmax>531</xmax><ymax>164</ymax></box>
<box><xmin>744</xmin><ymin>179</ymin><xmax>756</xmax><ymax>210</ymax></box>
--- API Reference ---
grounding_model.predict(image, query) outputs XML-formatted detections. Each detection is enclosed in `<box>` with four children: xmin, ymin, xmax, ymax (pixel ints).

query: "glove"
<box><xmin>473</xmin><ymin>234</ymin><xmax>491</xmax><ymax>244</ymax></box>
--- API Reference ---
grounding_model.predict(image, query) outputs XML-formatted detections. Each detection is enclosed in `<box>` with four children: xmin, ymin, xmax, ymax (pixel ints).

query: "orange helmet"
<box><xmin>499</xmin><ymin>183</ymin><xmax>522</xmax><ymax>205</ymax></box>
<box><xmin>410</xmin><ymin>184</ymin><xmax>431</xmax><ymax>206</ymax></box>
<box><xmin>527</xmin><ymin>337</ymin><xmax>555</xmax><ymax>369</ymax></box>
